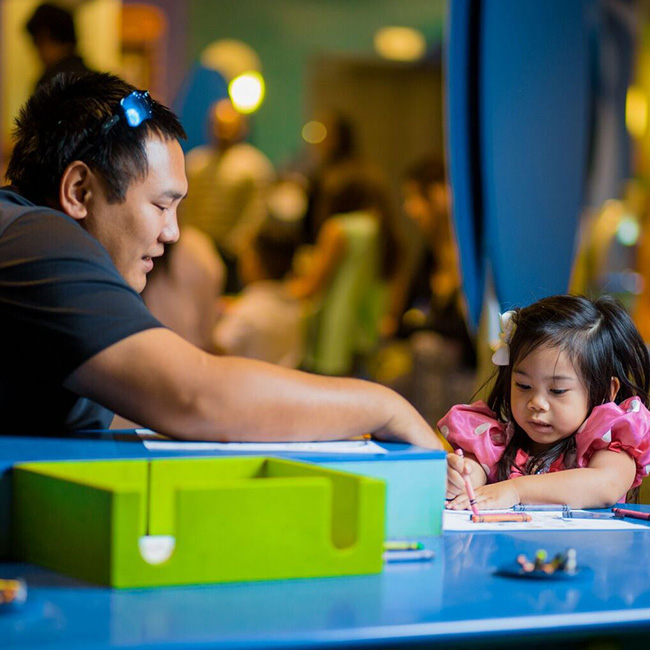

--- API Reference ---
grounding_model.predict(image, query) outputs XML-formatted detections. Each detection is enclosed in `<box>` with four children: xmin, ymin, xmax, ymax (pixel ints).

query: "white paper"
<box><xmin>135</xmin><ymin>430</ymin><xmax>388</xmax><ymax>455</ymax></box>
<box><xmin>443</xmin><ymin>509</ymin><xmax>650</xmax><ymax>531</ymax></box>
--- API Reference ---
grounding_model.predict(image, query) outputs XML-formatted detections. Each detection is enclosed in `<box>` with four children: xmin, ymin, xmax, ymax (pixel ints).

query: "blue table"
<box><xmin>2</xmin><ymin>435</ymin><xmax>650</xmax><ymax>648</ymax></box>
<box><xmin>2</xmin><ymin>522</ymin><xmax>650</xmax><ymax>649</ymax></box>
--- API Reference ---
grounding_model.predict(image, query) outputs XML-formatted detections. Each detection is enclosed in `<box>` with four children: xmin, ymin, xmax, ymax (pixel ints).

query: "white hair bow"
<box><xmin>491</xmin><ymin>310</ymin><xmax>516</xmax><ymax>366</ymax></box>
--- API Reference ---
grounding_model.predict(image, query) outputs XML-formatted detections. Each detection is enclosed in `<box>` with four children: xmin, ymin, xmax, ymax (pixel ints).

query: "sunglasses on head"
<box><xmin>71</xmin><ymin>90</ymin><xmax>153</xmax><ymax>163</ymax></box>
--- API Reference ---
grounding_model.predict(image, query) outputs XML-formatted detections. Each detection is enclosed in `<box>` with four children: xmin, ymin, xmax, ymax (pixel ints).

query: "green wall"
<box><xmin>188</xmin><ymin>0</ymin><xmax>446</xmax><ymax>165</ymax></box>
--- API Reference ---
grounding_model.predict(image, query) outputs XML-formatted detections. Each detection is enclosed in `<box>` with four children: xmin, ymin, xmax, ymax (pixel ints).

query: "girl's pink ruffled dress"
<box><xmin>437</xmin><ymin>397</ymin><xmax>650</xmax><ymax>487</ymax></box>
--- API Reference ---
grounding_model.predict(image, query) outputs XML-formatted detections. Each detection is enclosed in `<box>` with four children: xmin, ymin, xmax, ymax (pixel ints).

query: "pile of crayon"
<box><xmin>516</xmin><ymin>548</ymin><xmax>577</xmax><ymax>576</ymax></box>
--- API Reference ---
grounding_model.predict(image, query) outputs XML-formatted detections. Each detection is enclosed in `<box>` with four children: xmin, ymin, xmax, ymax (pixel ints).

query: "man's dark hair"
<box><xmin>6</xmin><ymin>72</ymin><xmax>186</xmax><ymax>206</ymax></box>
<box><xmin>26</xmin><ymin>3</ymin><xmax>77</xmax><ymax>45</ymax></box>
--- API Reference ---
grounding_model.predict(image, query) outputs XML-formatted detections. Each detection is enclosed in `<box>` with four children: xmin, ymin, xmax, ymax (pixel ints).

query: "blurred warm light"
<box><xmin>302</xmin><ymin>120</ymin><xmax>327</xmax><ymax>144</ymax></box>
<box><xmin>201</xmin><ymin>39</ymin><xmax>261</xmax><ymax>81</ymax></box>
<box><xmin>616</xmin><ymin>215</ymin><xmax>641</xmax><ymax>246</ymax></box>
<box><xmin>626</xmin><ymin>85</ymin><xmax>647</xmax><ymax>138</ymax></box>
<box><xmin>374</xmin><ymin>26</ymin><xmax>426</xmax><ymax>61</ymax></box>
<box><xmin>229</xmin><ymin>72</ymin><xmax>265</xmax><ymax>113</ymax></box>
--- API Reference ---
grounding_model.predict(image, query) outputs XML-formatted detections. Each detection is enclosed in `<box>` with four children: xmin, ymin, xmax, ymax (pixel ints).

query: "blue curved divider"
<box><xmin>445</xmin><ymin>0</ymin><xmax>484</xmax><ymax>331</ymax></box>
<box><xmin>480</xmin><ymin>0</ymin><xmax>591</xmax><ymax>310</ymax></box>
<box><xmin>447</xmin><ymin>0</ymin><xmax>593</xmax><ymax>319</ymax></box>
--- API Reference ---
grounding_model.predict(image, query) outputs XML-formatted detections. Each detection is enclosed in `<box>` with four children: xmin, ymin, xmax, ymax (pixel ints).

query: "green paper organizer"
<box><xmin>12</xmin><ymin>457</ymin><xmax>385</xmax><ymax>588</ymax></box>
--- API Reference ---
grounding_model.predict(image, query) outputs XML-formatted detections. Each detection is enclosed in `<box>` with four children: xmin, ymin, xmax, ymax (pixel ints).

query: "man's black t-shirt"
<box><xmin>0</xmin><ymin>188</ymin><xmax>162</xmax><ymax>434</ymax></box>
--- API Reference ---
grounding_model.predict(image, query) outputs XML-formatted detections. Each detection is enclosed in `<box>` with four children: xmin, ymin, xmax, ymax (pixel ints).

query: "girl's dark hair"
<box><xmin>313</xmin><ymin>161</ymin><xmax>400</xmax><ymax>279</ymax></box>
<box><xmin>6</xmin><ymin>71</ymin><xmax>186</xmax><ymax>206</ymax></box>
<box><xmin>489</xmin><ymin>294</ymin><xmax>650</xmax><ymax>480</ymax></box>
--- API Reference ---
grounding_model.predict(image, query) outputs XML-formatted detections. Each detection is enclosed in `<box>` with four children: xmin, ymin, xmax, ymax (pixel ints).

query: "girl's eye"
<box><xmin>515</xmin><ymin>383</ymin><xmax>530</xmax><ymax>391</ymax></box>
<box><xmin>550</xmin><ymin>389</ymin><xmax>567</xmax><ymax>395</ymax></box>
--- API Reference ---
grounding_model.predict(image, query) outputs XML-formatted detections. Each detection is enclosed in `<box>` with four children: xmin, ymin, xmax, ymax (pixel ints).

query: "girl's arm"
<box><xmin>289</xmin><ymin>220</ymin><xmax>346</xmax><ymax>300</ymax></box>
<box><xmin>446</xmin><ymin>449</ymin><xmax>636</xmax><ymax>510</ymax></box>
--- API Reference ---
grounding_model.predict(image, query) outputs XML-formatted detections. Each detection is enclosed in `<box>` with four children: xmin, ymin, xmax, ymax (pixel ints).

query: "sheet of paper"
<box><xmin>135</xmin><ymin>430</ymin><xmax>388</xmax><ymax>454</ymax></box>
<box><xmin>443</xmin><ymin>509</ymin><xmax>649</xmax><ymax>531</ymax></box>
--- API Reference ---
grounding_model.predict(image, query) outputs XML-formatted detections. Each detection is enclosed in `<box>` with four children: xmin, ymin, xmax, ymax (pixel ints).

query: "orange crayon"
<box><xmin>471</xmin><ymin>513</ymin><xmax>532</xmax><ymax>523</ymax></box>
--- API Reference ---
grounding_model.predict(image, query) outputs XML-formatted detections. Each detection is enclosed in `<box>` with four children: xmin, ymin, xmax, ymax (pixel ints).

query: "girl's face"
<box><xmin>510</xmin><ymin>344</ymin><xmax>590</xmax><ymax>454</ymax></box>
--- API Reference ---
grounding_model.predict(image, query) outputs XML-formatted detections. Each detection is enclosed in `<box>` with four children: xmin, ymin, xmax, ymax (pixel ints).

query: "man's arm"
<box><xmin>65</xmin><ymin>328</ymin><xmax>441</xmax><ymax>448</ymax></box>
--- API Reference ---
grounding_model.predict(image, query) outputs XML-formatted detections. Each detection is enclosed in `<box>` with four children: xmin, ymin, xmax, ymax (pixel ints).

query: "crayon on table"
<box><xmin>513</xmin><ymin>504</ymin><xmax>570</xmax><ymax>512</ymax></box>
<box><xmin>383</xmin><ymin>549</ymin><xmax>435</xmax><ymax>563</ymax></box>
<box><xmin>562</xmin><ymin>511</ymin><xmax>618</xmax><ymax>520</ymax></box>
<box><xmin>470</xmin><ymin>513</ymin><xmax>532</xmax><ymax>523</ymax></box>
<box><xmin>611</xmin><ymin>507</ymin><xmax>650</xmax><ymax>521</ymax></box>
<box><xmin>383</xmin><ymin>541</ymin><xmax>424</xmax><ymax>551</ymax></box>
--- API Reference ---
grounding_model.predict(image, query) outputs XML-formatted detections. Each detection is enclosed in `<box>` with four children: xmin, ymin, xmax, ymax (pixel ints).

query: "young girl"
<box><xmin>441</xmin><ymin>294</ymin><xmax>650</xmax><ymax>510</ymax></box>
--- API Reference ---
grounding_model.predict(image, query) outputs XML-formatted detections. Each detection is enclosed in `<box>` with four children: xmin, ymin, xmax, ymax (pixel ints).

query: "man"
<box><xmin>1</xmin><ymin>72</ymin><xmax>440</xmax><ymax>448</ymax></box>
<box><xmin>26</xmin><ymin>3</ymin><xmax>92</xmax><ymax>90</ymax></box>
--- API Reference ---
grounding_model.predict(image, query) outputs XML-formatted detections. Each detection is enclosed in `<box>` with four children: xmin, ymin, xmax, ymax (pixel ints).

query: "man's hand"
<box><xmin>372</xmin><ymin>392</ymin><xmax>443</xmax><ymax>450</ymax></box>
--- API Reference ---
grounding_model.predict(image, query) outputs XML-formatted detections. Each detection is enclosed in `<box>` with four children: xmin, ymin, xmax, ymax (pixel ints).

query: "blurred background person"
<box><xmin>290</xmin><ymin>160</ymin><xmax>403</xmax><ymax>377</ymax></box>
<box><xmin>141</xmin><ymin>226</ymin><xmax>225</xmax><ymax>353</ymax></box>
<box><xmin>400</xmin><ymin>156</ymin><xmax>475</xmax><ymax>366</ymax></box>
<box><xmin>214</xmin><ymin>221</ymin><xmax>303</xmax><ymax>368</ymax></box>
<box><xmin>180</xmin><ymin>98</ymin><xmax>274</xmax><ymax>293</ymax></box>
<box><xmin>26</xmin><ymin>2</ymin><xmax>93</xmax><ymax>90</ymax></box>
<box><xmin>391</xmin><ymin>155</ymin><xmax>476</xmax><ymax>425</ymax></box>
<box><xmin>288</xmin><ymin>110</ymin><xmax>358</xmax><ymax>245</ymax></box>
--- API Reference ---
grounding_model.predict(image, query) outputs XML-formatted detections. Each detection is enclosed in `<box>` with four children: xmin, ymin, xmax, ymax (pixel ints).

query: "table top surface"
<box><xmin>3</xmin><ymin>521</ymin><xmax>650</xmax><ymax>650</ymax></box>
<box><xmin>0</xmin><ymin>432</ymin><xmax>445</xmax><ymax>470</ymax></box>
<box><xmin>2</xmin><ymin>434</ymin><xmax>649</xmax><ymax>649</ymax></box>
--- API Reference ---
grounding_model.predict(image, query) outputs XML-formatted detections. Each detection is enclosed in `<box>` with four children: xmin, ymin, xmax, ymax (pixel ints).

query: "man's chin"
<box><xmin>127</xmin><ymin>274</ymin><xmax>147</xmax><ymax>294</ymax></box>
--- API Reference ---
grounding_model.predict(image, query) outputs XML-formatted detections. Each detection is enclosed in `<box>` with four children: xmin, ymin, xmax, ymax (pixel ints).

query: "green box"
<box><xmin>12</xmin><ymin>457</ymin><xmax>385</xmax><ymax>588</ymax></box>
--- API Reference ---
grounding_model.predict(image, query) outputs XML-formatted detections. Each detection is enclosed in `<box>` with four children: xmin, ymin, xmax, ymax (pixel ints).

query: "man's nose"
<box><xmin>160</xmin><ymin>212</ymin><xmax>180</xmax><ymax>244</ymax></box>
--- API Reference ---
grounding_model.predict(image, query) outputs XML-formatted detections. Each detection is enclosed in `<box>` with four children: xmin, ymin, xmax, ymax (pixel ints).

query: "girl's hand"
<box><xmin>445</xmin><ymin>452</ymin><xmax>486</xmax><ymax>500</ymax></box>
<box><xmin>446</xmin><ymin>480</ymin><xmax>520</xmax><ymax>510</ymax></box>
<box><xmin>446</xmin><ymin>452</ymin><xmax>467</xmax><ymax>500</ymax></box>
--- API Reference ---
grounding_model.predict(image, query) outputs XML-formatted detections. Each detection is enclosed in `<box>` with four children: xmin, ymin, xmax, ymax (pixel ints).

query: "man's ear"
<box><xmin>609</xmin><ymin>377</ymin><xmax>621</xmax><ymax>402</ymax></box>
<box><xmin>59</xmin><ymin>161</ymin><xmax>94</xmax><ymax>221</ymax></box>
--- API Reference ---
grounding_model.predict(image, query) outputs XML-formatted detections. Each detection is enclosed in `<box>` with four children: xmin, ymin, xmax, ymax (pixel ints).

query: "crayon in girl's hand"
<box><xmin>456</xmin><ymin>449</ymin><xmax>480</xmax><ymax>516</ymax></box>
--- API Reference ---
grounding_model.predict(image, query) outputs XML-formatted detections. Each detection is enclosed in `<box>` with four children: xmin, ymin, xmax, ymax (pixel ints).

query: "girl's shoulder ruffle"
<box><xmin>437</xmin><ymin>401</ymin><xmax>511</xmax><ymax>480</ymax></box>
<box><xmin>575</xmin><ymin>397</ymin><xmax>650</xmax><ymax>488</ymax></box>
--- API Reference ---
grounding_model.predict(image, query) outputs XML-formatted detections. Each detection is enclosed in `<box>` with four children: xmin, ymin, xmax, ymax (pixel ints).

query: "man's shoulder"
<box><xmin>0</xmin><ymin>187</ymin><xmax>64</xmax><ymax>235</ymax></box>
<box><xmin>0</xmin><ymin>187</ymin><xmax>115</xmax><ymax>270</ymax></box>
<box><xmin>0</xmin><ymin>186</ymin><xmax>65</xmax><ymax>223</ymax></box>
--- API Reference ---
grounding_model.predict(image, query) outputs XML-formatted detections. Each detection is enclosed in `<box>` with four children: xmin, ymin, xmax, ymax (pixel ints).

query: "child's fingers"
<box><xmin>445</xmin><ymin>493</ymin><xmax>470</xmax><ymax>510</ymax></box>
<box><xmin>447</xmin><ymin>452</ymin><xmax>466</xmax><ymax>474</ymax></box>
<box><xmin>446</xmin><ymin>468</ymin><xmax>465</xmax><ymax>499</ymax></box>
